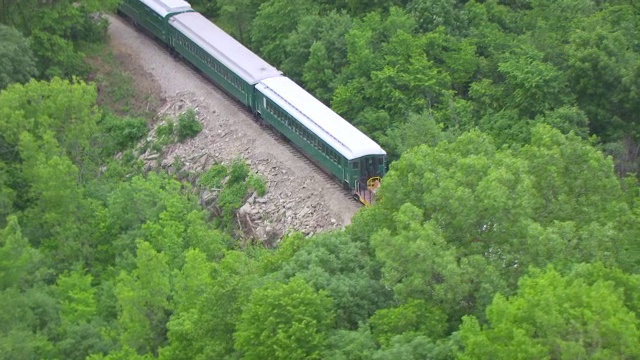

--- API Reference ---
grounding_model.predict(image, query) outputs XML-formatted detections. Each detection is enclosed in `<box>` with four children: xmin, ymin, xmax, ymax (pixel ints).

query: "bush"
<box><xmin>247</xmin><ymin>173</ymin><xmax>267</xmax><ymax>196</ymax></box>
<box><xmin>98</xmin><ymin>113</ymin><xmax>148</xmax><ymax>154</ymax></box>
<box><xmin>200</xmin><ymin>164</ymin><xmax>228</xmax><ymax>189</ymax></box>
<box><xmin>217</xmin><ymin>182</ymin><xmax>248</xmax><ymax>230</ymax></box>
<box><xmin>228</xmin><ymin>159</ymin><xmax>250</xmax><ymax>184</ymax></box>
<box><xmin>176</xmin><ymin>108</ymin><xmax>202</xmax><ymax>142</ymax></box>
<box><xmin>155</xmin><ymin>119</ymin><xmax>174</xmax><ymax>140</ymax></box>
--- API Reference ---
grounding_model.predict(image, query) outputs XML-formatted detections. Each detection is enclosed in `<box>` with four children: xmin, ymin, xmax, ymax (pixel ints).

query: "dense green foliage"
<box><xmin>200</xmin><ymin>0</ymin><xmax>640</xmax><ymax>171</ymax></box>
<box><xmin>0</xmin><ymin>24</ymin><xmax>38</xmax><ymax>90</ymax></box>
<box><xmin>0</xmin><ymin>0</ymin><xmax>120</xmax><ymax>79</ymax></box>
<box><xmin>1</xmin><ymin>0</ymin><xmax>640</xmax><ymax>359</ymax></box>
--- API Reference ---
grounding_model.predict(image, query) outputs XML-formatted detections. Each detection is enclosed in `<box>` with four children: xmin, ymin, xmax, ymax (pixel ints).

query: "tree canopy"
<box><xmin>1</xmin><ymin>0</ymin><xmax>640</xmax><ymax>358</ymax></box>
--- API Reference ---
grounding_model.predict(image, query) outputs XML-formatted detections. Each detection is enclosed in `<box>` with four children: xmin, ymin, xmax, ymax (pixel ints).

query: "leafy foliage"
<box><xmin>458</xmin><ymin>265</ymin><xmax>640</xmax><ymax>359</ymax></box>
<box><xmin>365</xmin><ymin>125</ymin><xmax>637</xmax><ymax>328</ymax></box>
<box><xmin>0</xmin><ymin>25</ymin><xmax>38</xmax><ymax>89</ymax></box>
<box><xmin>2</xmin><ymin>1</ymin><xmax>640</xmax><ymax>359</ymax></box>
<box><xmin>98</xmin><ymin>113</ymin><xmax>148</xmax><ymax>155</ymax></box>
<box><xmin>175</xmin><ymin>108</ymin><xmax>202</xmax><ymax>142</ymax></box>
<box><xmin>198</xmin><ymin>159</ymin><xmax>267</xmax><ymax>230</ymax></box>
<box><xmin>1</xmin><ymin>0</ymin><xmax>119</xmax><ymax>79</ymax></box>
<box><xmin>234</xmin><ymin>277</ymin><xmax>334</xmax><ymax>360</ymax></box>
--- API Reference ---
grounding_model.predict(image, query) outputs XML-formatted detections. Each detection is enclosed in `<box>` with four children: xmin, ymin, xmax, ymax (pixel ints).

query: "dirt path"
<box><xmin>107</xmin><ymin>15</ymin><xmax>360</xmax><ymax>241</ymax></box>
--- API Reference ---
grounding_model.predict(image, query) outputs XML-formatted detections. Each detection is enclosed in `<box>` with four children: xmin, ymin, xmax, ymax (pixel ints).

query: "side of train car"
<box><xmin>118</xmin><ymin>0</ymin><xmax>387</xmax><ymax>205</ymax></box>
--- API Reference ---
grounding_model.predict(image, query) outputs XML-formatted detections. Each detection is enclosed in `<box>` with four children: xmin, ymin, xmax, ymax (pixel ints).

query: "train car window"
<box><xmin>352</xmin><ymin>162</ymin><xmax>359</xmax><ymax>170</ymax></box>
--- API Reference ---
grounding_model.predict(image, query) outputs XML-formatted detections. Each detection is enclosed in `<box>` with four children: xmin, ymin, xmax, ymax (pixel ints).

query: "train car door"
<box><xmin>362</xmin><ymin>157</ymin><xmax>375</xmax><ymax>179</ymax></box>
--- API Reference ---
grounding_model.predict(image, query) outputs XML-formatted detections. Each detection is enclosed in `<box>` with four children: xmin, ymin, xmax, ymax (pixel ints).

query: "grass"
<box><xmin>86</xmin><ymin>45</ymin><xmax>161</xmax><ymax>117</ymax></box>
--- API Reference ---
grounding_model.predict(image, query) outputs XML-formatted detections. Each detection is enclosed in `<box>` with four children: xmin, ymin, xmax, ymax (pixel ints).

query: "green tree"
<box><xmin>250</xmin><ymin>0</ymin><xmax>318</xmax><ymax>65</ymax></box>
<box><xmin>56</xmin><ymin>270</ymin><xmax>97</xmax><ymax>326</ymax></box>
<box><xmin>471</xmin><ymin>45</ymin><xmax>573</xmax><ymax>119</ymax></box>
<box><xmin>369</xmin><ymin>299</ymin><xmax>447</xmax><ymax>347</ymax></box>
<box><xmin>407</xmin><ymin>0</ymin><xmax>467</xmax><ymax>34</ymax></box>
<box><xmin>0</xmin><ymin>78</ymin><xmax>100</xmax><ymax>169</ymax></box>
<box><xmin>0</xmin><ymin>24</ymin><xmax>37</xmax><ymax>89</ymax></box>
<box><xmin>381</xmin><ymin>111</ymin><xmax>444</xmax><ymax>157</ymax></box>
<box><xmin>273</xmin><ymin>231</ymin><xmax>393</xmax><ymax>329</ymax></box>
<box><xmin>16</xmin><ymin>132</ymin><xmax>100</xmax><ymax>273</ymax></box>
<box><xmin>55</xmin><ymin>270</ymin><xmax>111</xmax><ymax>360</ymax></box>
<box><xmin>160</xmin><ymin>250</ymin><xmax>260</xmax><ymax>359</ymax></box>
<box><xmin>0</xmin><ymin>217</ymin><xmax>56</xmax><ymax>359</ymax></box>
<box><xmin>332</xmin><ymin>8</ymin><xmax>449</xmax><ymax>137</ymax></box>
<box><xmin>0</xmin><ymin>216</ymin><xmax>40</xmax><ymax>290</ymax></box>
<box><xmin>372</xmin><ymin>333</ymin><xmax>453</xmax><ymax>360</ymax></box>
<box><xmin>362</xmin><ymin>124</ymin><xmax>637</xmax><ymax>326</ymax></box>
<box><xmin>159</xmin><ymin>249</ymin><xmax>214</xmax><ymax>360</ymax></box>
<box><xmin>323</xmin><ymin>326</ymin><xmax>377</xmax><ymax>360</ymax></box>
<box><xmin>116</xmin><ymin>241</ymin><xmax>171</xmax><ymax>355</ymax></box>
<box><xmin>188</xmin><ymin>0</ymin><xmax>219</xmax><ymax>19</ymax></box>
<box><xmin>234</xmin><ymin>277</ymin><xmax>334</xmax><ymax>360</ymax></box>
<box><xmin>215</xmin><ymin>0</ymin><xmax>260</xmax><ymax>43</ymax></box>
<box><xmin>95</xmin><ymin>172</ymin><xmax>229</xmax><ymax>273</ymax></box>
<box><xmin>303</xmin><ymin>42</ymin><xmax>336</xmax><ymax>103</ymax></box>
<box><xmin>564</xmin><ymin>5</ymin><xmax>640</xmax><ymax>140</ymax></box>
<box><xmin>458</xmin><ymin>266</ymin><xmax>640</xmax><ymax>359</ymax></box>
<box><xmin>2</xmin><ymin>0</ymin><xmax>120</xmax><ymax>78</ymax></box>
<box><xmin>283</xmin><ymin>11</ymin><xmax>353</xmax><ymax>84</ymax></box>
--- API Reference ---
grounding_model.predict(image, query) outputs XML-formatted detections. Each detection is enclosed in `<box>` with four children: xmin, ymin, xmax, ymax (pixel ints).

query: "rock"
<box><xmin>238</xmin><ymin>202</ymin><xmax>252</xmax><ymax>215</ymax></box>
<box><xmin>200</xmin><ymin>190</ymin><xmax>217</xmax><ymax>206</ymax></box>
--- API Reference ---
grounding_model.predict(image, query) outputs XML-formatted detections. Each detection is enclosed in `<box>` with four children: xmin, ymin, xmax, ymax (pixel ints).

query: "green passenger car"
<box><xmin>118</xmin><ymin>0</ymin><xmax>192</xmax><ymax>43</ymax></box>
<box><xmin>167</xmin><ymin>12</ymin><xmax>281</xmax><ymax>107</ymax></box>
<box><xmin>256</xmin><ymin>77</ymin><xmax>386</xmax><ymax>203</ymax></box>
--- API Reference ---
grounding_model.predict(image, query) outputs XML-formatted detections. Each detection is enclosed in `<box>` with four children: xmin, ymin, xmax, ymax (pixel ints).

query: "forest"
<box><xmin>0</xmin><ymin>0</ymin><xmax>639</xmax><ymax>359</ymax></box>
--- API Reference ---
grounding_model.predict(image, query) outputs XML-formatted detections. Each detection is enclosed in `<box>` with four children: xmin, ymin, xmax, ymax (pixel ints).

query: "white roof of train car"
<box><xmin>169</xmin><ymin>12</ymin><xmax>282</xmax><ymax>84</ymax></box>
<box><xmin>140</xmin><ymin>0</ymin><xmax>192</xmax><ymax>17</ymax></box>
<box><xmin>257</xmin><ymin>77</ymin><xmax>386</xmax><ymax>160</ymax></box>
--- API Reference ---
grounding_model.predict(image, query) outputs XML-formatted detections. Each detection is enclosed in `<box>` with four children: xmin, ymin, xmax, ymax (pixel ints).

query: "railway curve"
<box><xmin>107</xmin><ymin>15</ymin><xmax>360</xmax><ymax>241</ymax></box>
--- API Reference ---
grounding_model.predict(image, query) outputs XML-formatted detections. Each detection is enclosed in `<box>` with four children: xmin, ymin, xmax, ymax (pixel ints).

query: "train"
<box><xmin>117</xmin><ymin>0</ymin><xmax>387</xmax><ymax>205</ymax></box>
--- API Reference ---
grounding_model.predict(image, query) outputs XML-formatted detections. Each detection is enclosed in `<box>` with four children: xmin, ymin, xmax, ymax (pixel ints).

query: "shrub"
<box><xmin>176</xmin><ymin>108</ymin><xmax>202</xmax><ymax>142</ymax></box>
<box><xmin>98</xmin><ymin>112</ymin><xmax>148</xmax><ymax>154</ymax></box>
<box><xmin>200</xmin><ymin>164</ymin><xmax>228</xmax><ymax>189</ymax></box>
